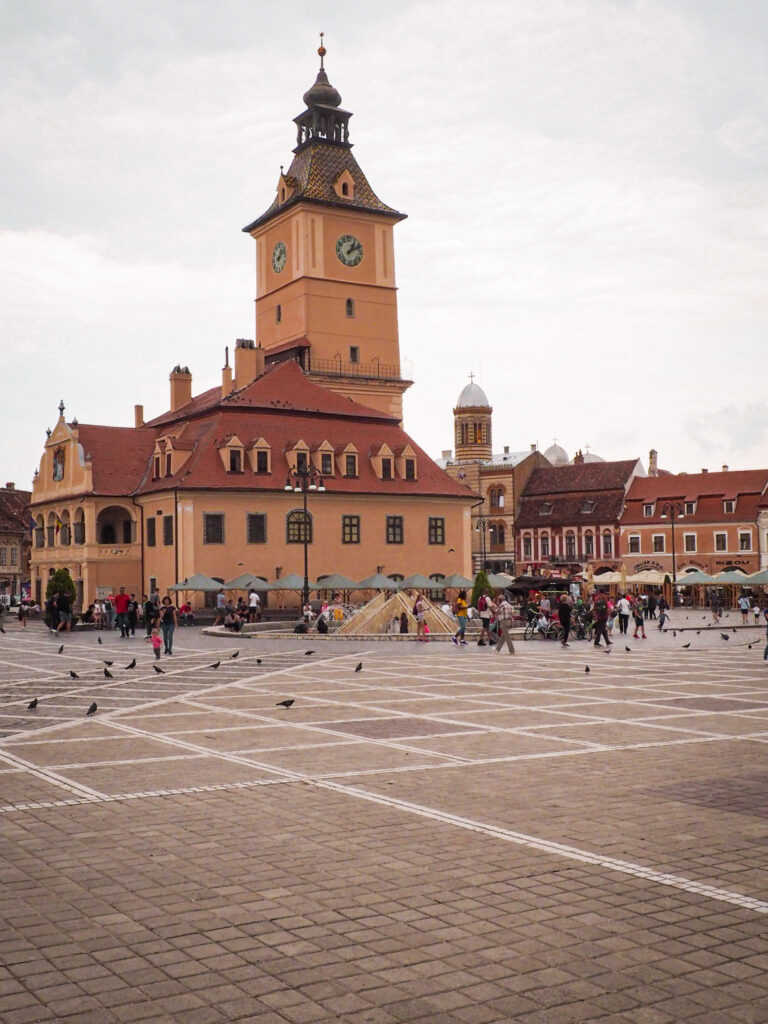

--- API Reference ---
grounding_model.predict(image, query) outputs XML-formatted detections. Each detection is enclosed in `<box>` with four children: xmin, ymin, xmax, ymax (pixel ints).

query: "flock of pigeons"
<box><xmin>22</xmin><ymin>638</ymin><xmax>364</xmax><ymax>718</ymax></box>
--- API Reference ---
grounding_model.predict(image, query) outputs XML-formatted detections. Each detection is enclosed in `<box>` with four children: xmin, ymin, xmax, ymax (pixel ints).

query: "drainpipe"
<box><xmin>174</xmin><ymin>488</ymin><xmax>179</xmax><ymax>588</ymax></box>
<box><xmin>131</xmin><ymin>497</ymin><xmax>145</xmax><ymax>596</ymax></box>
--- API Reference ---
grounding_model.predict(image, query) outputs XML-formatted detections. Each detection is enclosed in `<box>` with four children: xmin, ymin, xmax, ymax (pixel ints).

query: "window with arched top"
<box><xmin>540</xmin><ymin>533</ymin><xmax>550</xmax><ymax>557</ymax></box>
<box><xmin>341</xmin><ymin>182</ymin><xmax>349</xmax><ymax>196</ymax></box>
<box><xmin>523</xmin><ymin>534</ymin><xmax>532</xmax><ymax>559</ymax></box>
<box><xmin>345</xmin><ymin>298</ymin><xmax>355</xmax><ymax>318</ymax></box>
<box><xmin>602</xmin><ymin>531</ymin><xmax>613</xmax><ymax>556</ymax></box>
<box><xmin>280</xmin><ymin>188</ymin><xmax>286</xmax><ymax>202</ymax></box>
<box><xmin>286</xmin><ymin>509</ymin><xmax>312</xmax><ymax>544</ymax></box>
<box><xmin>74</xmin><ymin>508</ymin><xmax>85</xmax><ymax>545</ymax></box>
<box><xmin>497</xmin><ymin>523</ymin><xmax>505</xmax><ymax>548</ymax></box>
<box><xmin>584</xmin><ymin>532</ymin><xmax>594</xmax><ymax>557</ymax></box>
<box><xmin>565</xmin><ymin>531</ymin><xmax>576</xmax><ymax>559</ymax></box>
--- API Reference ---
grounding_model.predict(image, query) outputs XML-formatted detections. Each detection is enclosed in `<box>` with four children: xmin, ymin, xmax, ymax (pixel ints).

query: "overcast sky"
<box><xmin>2</xmin><ymin>0</ymin><xmax>767</xmax><ymax>490</ymax></box>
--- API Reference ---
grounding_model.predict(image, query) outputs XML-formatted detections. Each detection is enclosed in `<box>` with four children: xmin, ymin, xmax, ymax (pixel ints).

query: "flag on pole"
<box><xmin>55</xmin><ymin>514</ymin><xmax>63</xmax><ymax>535</ymax></box>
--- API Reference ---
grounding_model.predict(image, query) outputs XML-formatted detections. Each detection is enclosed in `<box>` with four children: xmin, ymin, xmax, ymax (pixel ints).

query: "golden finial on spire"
<box><xmin>318</xmin><ymin>31</ymin><xmax>326</xmax><ymax>68</ymax></box>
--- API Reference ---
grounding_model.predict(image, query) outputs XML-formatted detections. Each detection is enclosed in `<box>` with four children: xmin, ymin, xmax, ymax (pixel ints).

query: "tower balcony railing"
<box><xmin>307</xmin><ymin>356</ymin><xmax>409</xmax><ymax>382</ymax></box>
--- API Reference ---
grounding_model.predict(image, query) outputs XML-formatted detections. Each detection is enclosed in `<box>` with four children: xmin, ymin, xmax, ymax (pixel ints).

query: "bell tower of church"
<box><xmin>243</xmin><ymin>38</ymin><xmax>411</xmax><ymax>421</ymax></box>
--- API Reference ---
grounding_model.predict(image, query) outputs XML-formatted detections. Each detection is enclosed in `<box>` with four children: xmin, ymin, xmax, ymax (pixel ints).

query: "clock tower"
<box><xmin>243</xmin><ymin>39</ymin><xmax>411</xmax><ymax>420</ymax></box>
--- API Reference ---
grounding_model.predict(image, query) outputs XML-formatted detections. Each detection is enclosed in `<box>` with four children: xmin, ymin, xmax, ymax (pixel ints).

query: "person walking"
<box><xmin>104</xmin><ymin>597</ymin><xmax>114</xmax><ymax>631</ymax></box>
<box><xmin>17</xmin><ymin>600</ymin><xmax>28</xmax><ymax>629</ymax></box>
<box><xmin>647</xmin><ymin>593</ymin><xmax>657</xmax><ymax>620</ymax></box>
<box><xmin>738</xmin><ymin>592</ymin><xmax>750</xmax><ymax>625</ymax></box>
<box><xmin>56</xmin><ymin>591</ymin><xmax>72</xmax><ymax>634</ymax></box>
<box><xmin>477</xmin><ymin>590</ymin><xmax>492</xmax><ymax>646</ymax></box>
<box><xmin>113</xmin><ymin>587</ymin><xmax>131</xmax><ymax>638</ymax></box>
<box><xmin>414</xmin><ymin>592</ymin><xmax>428</xmax><ymax>642</ymax></box>
<box><xmin>159</xmin><ymin>596</ymin><xmax>177</xmax><ymax>655</ymax></box>
<box><xmin>592</xmin><ymin>592</ymin><xmax>611</xmax><ymax>647</ymax></box>
<box><xmin>143</xmin><ymin>594</ymin><xmax>156</xmax><ymax>636</ymax></box>
<box><xmin>494</xmin><ymin>593</ymin><xmax>516</xmax><ymax>654</ymax></box>
<box><xmin>213</xmin><ymin>589</ymin><xmax>227</xmax><ymax>626</ymax></box>
<box><xmin>127</xmin><ymin>594</ymin><xmax>139</xmax><ymax>637</ymax></box>
<box><xmin>451</xmin><ymin>590</ymin><xmax>469</xmax><ymax>646</ymax></box>
<box><xmin>616</xmin><ymin>594</ymin><xmax>631</xmax><ymax>635</ymax></box>
<box><xmin>557</xmin><ymin>592</ymin><xmax>572</xmax><ymax>647</ymax></box>
<box><xmin>248</xmin><ymin>589</ymin><xmax>261</xmax><ymax>623</ymax></box>
<box><xmin>632</xmin><ymin>598</ymin><xmax>647</xmax><ymax>639</ymax></box>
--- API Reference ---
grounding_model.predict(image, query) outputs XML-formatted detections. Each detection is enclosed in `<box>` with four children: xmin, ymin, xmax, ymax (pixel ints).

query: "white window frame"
<box><xmin>739</xmin><ymin>531</ymin><xmax>752</xmax><ymax>551</ymax></box>
<box><xmin>714</xmin><ymin>531</ymin><xmax>727</xmax><ymax>552</ymax></box>
<box><xmin>652</xmin><ymin>533</ymin><xmax>665</xmax><ymax>553</ymax></box>
<box><xmin>628</xmin><ymin>534</ymin><xmax>641</xmax><ymax>554</ymax></box>
<box><xmin>683</xmin><ymin>532</ymin><xmax>697</xmax><ymax>553</ymax></box>
<box><xmin>643</xmin><ymin>504</ymin><xmax>654</xmax><ymax>518</ymax></box>
<box><xmin>684</xmin><ymin>501</ymin><xmax>695</xmax><ymax>516</ymax></box>
<box><xmin>723</xmin><ymin>500</ymin><xmax>735</xmax><ymax>514</ymax></box>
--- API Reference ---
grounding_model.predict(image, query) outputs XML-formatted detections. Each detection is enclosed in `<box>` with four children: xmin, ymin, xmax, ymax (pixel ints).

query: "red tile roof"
<box><xmin>0</xmin><ymin>488</ymin><xmax>31</xmax><ymax>533</ymax></box>
<box><xmin>65</xmin><ymin>362</ymin><xmax>474</xmax><ymax>502</ymax></box>
<box><xmin>515</xmin><ymin>461</ymin><xmax>641</xmax><ymax>530</ymax></box>
<box><xmin>522</xmin><ymin>460</ymin><xmax>641</xmax><ymax>496</ymax></box>
<box><xmin>623</xmin><ymin>469</ymin><xmax>768</xmax><ymax>525</ymax></box>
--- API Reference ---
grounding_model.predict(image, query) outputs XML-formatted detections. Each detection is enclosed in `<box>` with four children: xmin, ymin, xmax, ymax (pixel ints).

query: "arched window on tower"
<box><xmin>341</xmin><ymin>181</ymin><xmax>349</xmax><ymax>196</ymax></box>
<box><xmin>345</xmin><ymin>298</ymin><xmax>355</xmax><ymax>318</ymax></box>
<box><xmin>460</xmin><ymin>422</ymin><xmax>469</xmax><ymax>446</ymax></box>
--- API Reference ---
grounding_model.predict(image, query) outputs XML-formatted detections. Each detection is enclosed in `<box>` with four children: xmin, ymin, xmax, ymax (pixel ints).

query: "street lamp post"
<box><xmin>284</xmin><ymin>464</ymin><xmax>326</xmax><ymax>608</ymax></box>
<box><xmin>475</xmin><ymin>516</ymin><xmax>491</xmax><ymax>572</ymax></box>
<box><xmin>659</xmin><ymin>501</ymin><xmax>684</xmax><ymax>588</ymax></box>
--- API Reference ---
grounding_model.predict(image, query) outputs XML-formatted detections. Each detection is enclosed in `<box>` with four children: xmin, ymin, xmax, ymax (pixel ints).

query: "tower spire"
<box><xmin>318</xmin><ymin>31</ymin><xmax>325</xmax><ymax>69</ymax></box>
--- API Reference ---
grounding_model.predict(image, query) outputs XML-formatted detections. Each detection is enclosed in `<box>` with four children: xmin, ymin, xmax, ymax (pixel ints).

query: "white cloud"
<box><xmin>1</xmin><ymin>0</ymin><xmax>768</xmax><ymax>487</ymax></box>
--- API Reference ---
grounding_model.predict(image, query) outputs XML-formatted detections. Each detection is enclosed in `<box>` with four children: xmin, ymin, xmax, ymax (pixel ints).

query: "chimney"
<box><xmin>169</xmin><ymin>366</ymin><xmax>192</xmax><ymax>411</ymax></box>
<box><xmin>573</xmin><ymin>449</ymin><xmax>585</xmax><ymax>464</ymax></box>
<box><xmin>234</xmin><ymin>339</ymin><xmax>265</xmax><ymax>391</ymax></box>
<box><xmin>221</xmin><ymin>347</ymin><xmax>233</xmax><ymax>398</ymax></box>
<box><xmin>722</xmin><ymin>464</ymin><xmax>729</xmax><ymax>472</ymax></box>
<box><xmin>503</xmin><ymin>445</ymin><xmax>509</xmax><ymax>455</ymax></box>
<box><xmin>134</xmin><ymin>404</ymin><xmax>144</xmax><ymax>428</ymax></box>
<box><xmin>702</xmin><ymin>468</ymin><xmax>708</xmax><ymax>474</ymax></box>
<box><xmin>648</xmin><ymin>449</ymin><xmax>658</xmax><ymax>477</ymax></box>
<box><xmin>5</xmin><ymin>482</ymin><xmax>14</xmax><ymax>490</ymax></box>
<box><xmin>530</xmin><ymin>443</ymin><xmax>536</xmax><ymax>452</ymax></box>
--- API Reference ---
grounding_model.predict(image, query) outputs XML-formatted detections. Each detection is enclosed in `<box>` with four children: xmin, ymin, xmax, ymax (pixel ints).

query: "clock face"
<box><xmin>272</xmin><ymin>241</ymin><xmax>287</xmax><ymax>273</ymax></box>
<box><xmin>336</xmin><ymin>234</ymin><xmax>363</xmax><ymax>267</ymax></box>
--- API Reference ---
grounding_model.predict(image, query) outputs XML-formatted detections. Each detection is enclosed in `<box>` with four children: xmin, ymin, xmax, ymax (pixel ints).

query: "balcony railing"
<box><xmin>308</xmin><ymin>356</ymin><xmax>408</xmax><ymax>382</ymax></box>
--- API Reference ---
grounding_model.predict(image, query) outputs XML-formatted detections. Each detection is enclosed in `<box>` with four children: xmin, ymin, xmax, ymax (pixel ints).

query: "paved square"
<box><xmin>1</xmin><ymin>618</ymin><xmax>767</xmax><ymax>1022</ymax></box>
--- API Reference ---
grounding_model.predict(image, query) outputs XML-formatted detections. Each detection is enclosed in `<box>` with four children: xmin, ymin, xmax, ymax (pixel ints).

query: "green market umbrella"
<box><xmin>168</xmin><ymin>572</ymin><xmax>222</xmax><ymax>592</ymax></box>
<box><xmin>264</xmin><ymin>573</ymin><xmax>319</xmax><ymax>591</ymax></box>
<box><xmin>357</xmin><ymin>573</ymin><xmax>399</xmax><ymax>590</ymax></box>
<box><xmin>441</xmin><ymin>572</ymin><xmax>473</xmax><ymax>589</ymax></box>
<box><xmin>400</xmin><ymin>573</ymin><xmax>443</xmax><ymax>590</ymax></box>
<box><xmin>314</xmin><ymin>573</ymin><xmax>359</xmax><ymax>591</ymax></box>
<box><xmin>223</xmin><ymin>572</ymin><xmax>268</xmax><ymax>590</ymax></box>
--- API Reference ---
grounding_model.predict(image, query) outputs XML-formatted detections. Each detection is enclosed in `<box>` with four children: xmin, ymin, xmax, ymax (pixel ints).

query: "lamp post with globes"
<box><xmin>475</xmin><ymin>516</ymin><xmax>491</xmax><ymax>572</ymax></box>
<box><xmin>659</xmin><ymin>501</ymin><xmax>684</xmax><ymax>588</ymax></box>
<box><xmin>284</xmin><ymin>464</ymin><xmax>326</xmax><ymax>608</ymax></box>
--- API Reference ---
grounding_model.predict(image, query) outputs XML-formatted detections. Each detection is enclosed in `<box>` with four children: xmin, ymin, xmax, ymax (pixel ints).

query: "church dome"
<box><xmin>581</xmin><ymin>452</ymin><xmax>606</xmax><ymax>463</ymax></box>
<box><xmin>456</xmin><ymin>381</ymin><xmax>490</xmax><ymax>409</ymax></box>
<box><xmin>303</xmin><ymin>68</ymin><xmax>342</xmax><ymax>108</ymax></box>
<box><xmin>544</xmin><ymin>442</ymin><xmax>569</xmax><ymax>466</ymax></box>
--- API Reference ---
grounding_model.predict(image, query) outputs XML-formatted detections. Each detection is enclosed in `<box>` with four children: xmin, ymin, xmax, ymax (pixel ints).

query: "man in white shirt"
<box><xmin>248</xmin><ymin>589</ymin><xmax>261</xmax><ymax>623</ymax></box>
<box><xmin>616</xmin><ymin>594</ymin><xmax>631</xmax><ymax>635</ymax></box>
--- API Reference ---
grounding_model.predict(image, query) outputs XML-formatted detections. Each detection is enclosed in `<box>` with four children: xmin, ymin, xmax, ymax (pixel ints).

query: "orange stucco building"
<box><xmin>29</xmin><ymin>48</ymin><xmax>476</xmax><ymax>607</ymax></box>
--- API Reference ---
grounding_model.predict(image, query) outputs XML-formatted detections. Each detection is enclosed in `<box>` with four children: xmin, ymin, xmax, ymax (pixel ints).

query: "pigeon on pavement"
<box><xmin>86</xmin><ymin>702</ymin><xmax>97</xmax><ymax>716</ymax></box>
<box><xmin>27</xmin><ymin>698</ymin><xmax>38</xmax><ymax>710</ymax></box>
<box><xmin>209</xmin><ymin>661</ymin><xmax>221</xmax><ymax>669</ymax></box>
<box><xmin>682</xmin><ymin>643</ymin><xmax>691</xmax><ymax>649</ymax></box>
<box><xmin>124</xmin><ymin>658</ymin><xmax>136</xmax><ymax>670</ymax></box>
<box><xmin>104</xmin><ymin>660</ymin><xmax>113</xmax><ymax>666</ymax></box>
<box><xmin>58</xmin><ymin>644</ymin><xmax>64</xmax><ymax>654</ymax></box>
<box><xmin>354</xmin><ymin>662</ymin><xmax>362</xmax><ymax>672</ymax></box>
<box><xmin>231</xmin><ymin>651</ymin><xmax>239</xmax><ymax>659</ymax></box>
<box><xmin>69</xmin><ymin>670</ymin><xmax>79</xmax><ymax>679</ymax></box>
<box><xmin>720</xmin><ymin>634</ymin><xmax>730</xmax><ymax>641</ymax></box>
<box><xmin>305</xmin><ymin>650</ymin><xmax>315</xmax><ymax>656</ymax></box>
<box><xmin>625</xmin><ymin>646</ymin><xmax>631</xmax><ymax>652</ymax></box>
<box><xmin>98</xmin><ymin>637</ymin><xmax>102</xmax><ymax>645</ymax></box>
<box><xmin>256</xmin><ymin>658</ymin><xmax>262</xmax><ymax>664</ymax></box>
<box><xmin>104</xmin><ymin>668</ymin><xmax>113</xmax><ymax>678</ymax></box>
<box><xmin>585</xmin><ymin>666</ymin><xmax>590</xmax><ymax>674</ymax></box>
<box><xmin>276</xmin><ymin>699</ymin><xmax>295</xmax><ymax>708</ymax></box>
<box><xmin>153</xmin><ymin>664</ymin><xmax>164</xmax><ymax>674</ymax></box>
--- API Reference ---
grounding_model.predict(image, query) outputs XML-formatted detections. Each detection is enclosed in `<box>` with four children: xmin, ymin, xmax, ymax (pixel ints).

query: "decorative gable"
<box><xmin>247</xmin><ymin>437</ymin><xmax>272</xmax><ymax>474</ymax></box>
<box><xmin>277</xmin><ymin>172</ymin><xmax>296</xmax><ymax>205</ymax></box>
<box><xmin>217</xmin><ymin>434</ymin><xmax>245</xmax><ymax>474</ymax></box>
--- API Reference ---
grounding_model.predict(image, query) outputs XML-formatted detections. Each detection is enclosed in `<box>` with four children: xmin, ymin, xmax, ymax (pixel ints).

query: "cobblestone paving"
<box><xmin>1</xmin><ymin>616</ymin><xmax>767</xmax><ymax>1022</ymax></box>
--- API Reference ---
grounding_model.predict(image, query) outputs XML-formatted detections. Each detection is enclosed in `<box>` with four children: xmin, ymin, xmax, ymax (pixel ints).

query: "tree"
<box><xmin>471</xmin><ymin>570</ymin><xmax>491</xmax><ymax>609</ymax></box>
<box><xmin>46</xmin><ymin>568</ymin><xmax>76</xmax><ymax>604</ymax></box>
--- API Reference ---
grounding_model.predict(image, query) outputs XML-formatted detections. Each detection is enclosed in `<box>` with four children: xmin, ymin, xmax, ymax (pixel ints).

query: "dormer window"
<box><xmin>345</xmin><ymin>454</ymin><xmax>357</xmax><ymax>477</ymax></box>
<box><xmin>153</xmin><ymin>456</ymin><xmax>161</xmax><ymax>480</ymax></box>
<box><xmin>280</xmin><ymin>187</ymin><xmax>286</xmax><ymax>202</ymax></box>
<box><xmin>643</xmin><ymin>503</ymin><xmax>654</xmax><ymax>517</ymax></box>
<box><xmin>540</xmin><ymin>502</ymin><xmax>553</xmax><ymax>516</ymax></box>
<box><xmin>381</xmin><ymin>458</ymin><xmax>392</xmax><ymax>480</ymax></box>
<box><xmin>229</xmin><ymin>449</ymin><xmax>242</xmax><ymax>473</ymax></box>
<box><xmin>405</xmin><ymin>459</ymin><xmax>416</xmax><ymax>480</ymax></box>
<box><xmin>341</xmin><ymin>182</ymin><xmax>349</xmax><ymax>196</ymax></box>
<box><xmin>321</xmin><ymin>452</ymin><xmax>333</xmax><ymax>475</ymax></box>
<box><xmin>685</xmin><ymin>501</ymin><xmax>695</xmax><ymax>515</ymax></box>
<box><xmin>256</xmin><ymin>450</ymin><xmax>269</xmax><ymax>474</ymax></box>
<box><xmin>297</xmin><ymin>451</ymin><xmax>308</xmax><ymax>472</ymax></box>
<box><xmin>165</xmin><ymin>453</ymin><xmax>172</xmax><ymax>476</ymax></box>
<box><xmin>581</xmin><ymin>499</ymin><xmax>596</xmax><ymax>513</ymax></box>
<box><xmin>724</xmin><ymin>499</ymin><xmax>735</xmax><ymax>513</ymax></box>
